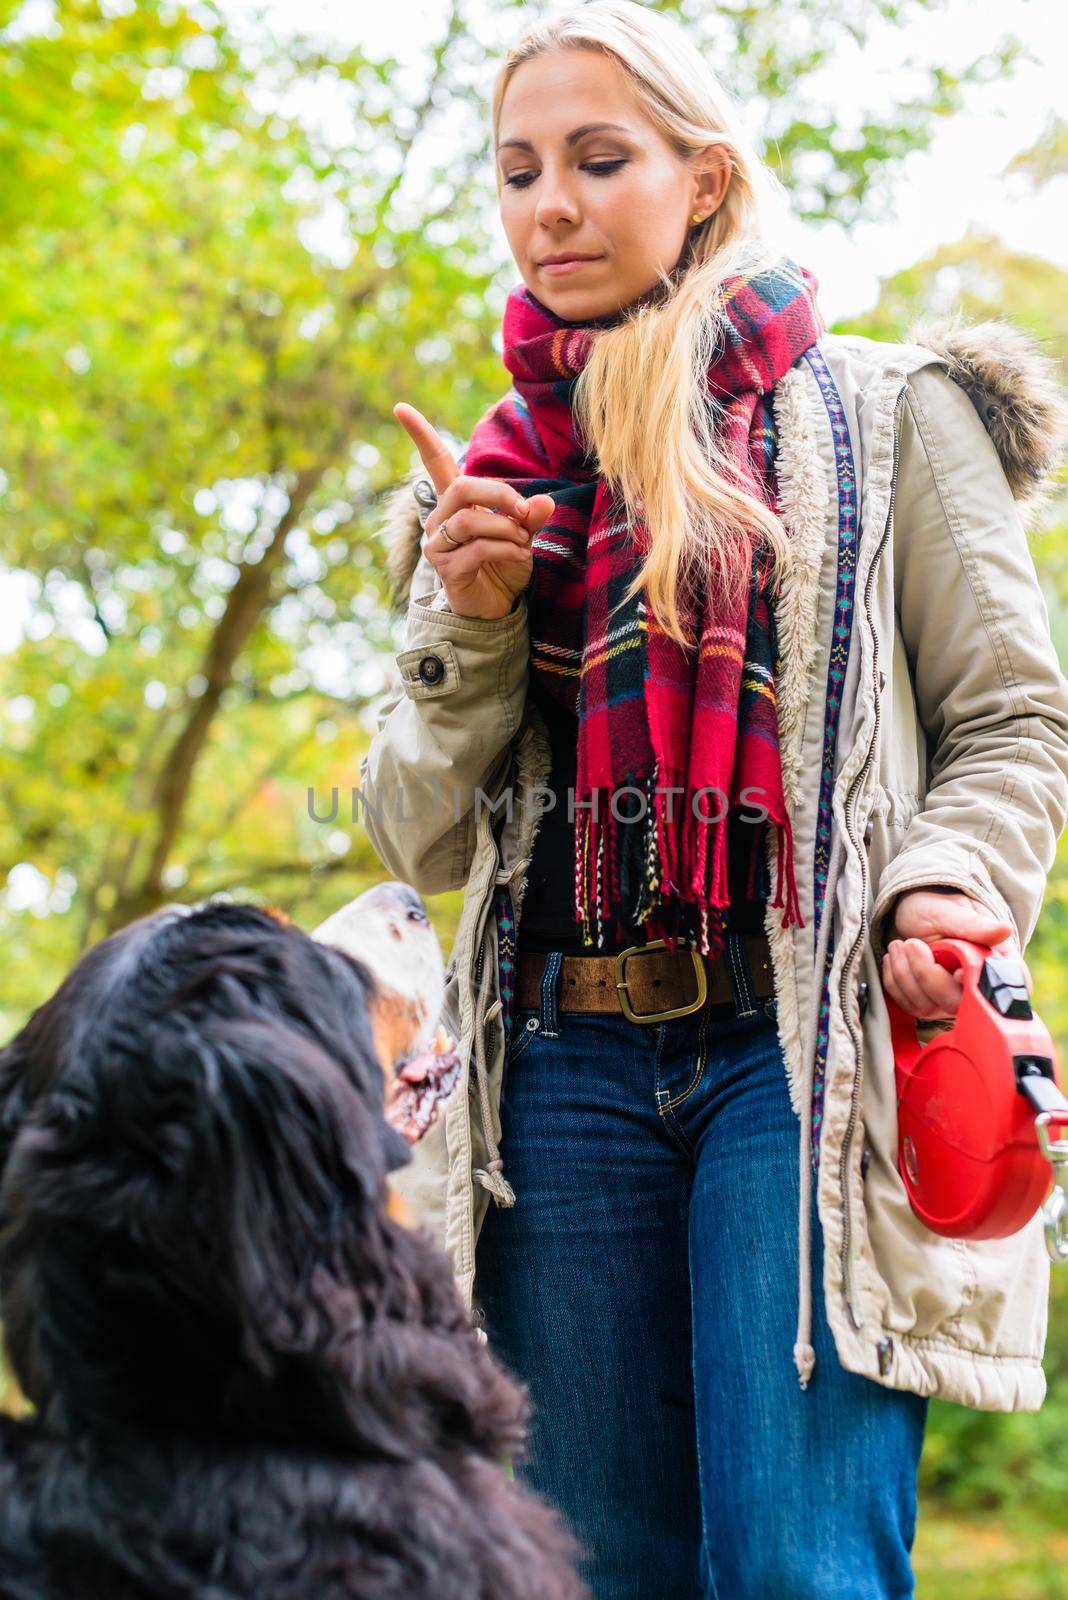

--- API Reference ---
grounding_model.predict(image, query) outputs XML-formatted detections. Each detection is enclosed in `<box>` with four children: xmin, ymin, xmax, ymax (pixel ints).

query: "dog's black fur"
<box><xmin>0</xmin><ymin>901</ymin><xmax>589</xmax><ymax>1599</ymax></box>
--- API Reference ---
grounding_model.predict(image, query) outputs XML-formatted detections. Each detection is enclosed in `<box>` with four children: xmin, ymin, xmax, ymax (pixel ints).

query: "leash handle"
<box><xmin>884</xmin><ymin>938</ymin><xmax>1068</xmax><ymax>1254</ymax></box>
<box><xmin>883</xmin><ymin>937</ymin><xmax>990</xmax><ymax>1076</ymax></box>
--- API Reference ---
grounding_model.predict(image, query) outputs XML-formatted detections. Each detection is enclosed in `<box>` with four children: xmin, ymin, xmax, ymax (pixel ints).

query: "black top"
<box><xmin>517</xmin><ymin>680</ymin><xmax>771</xmax><ymax>954</ymax></box>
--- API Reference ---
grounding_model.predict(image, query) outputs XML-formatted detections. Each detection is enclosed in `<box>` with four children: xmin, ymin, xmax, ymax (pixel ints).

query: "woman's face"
<box><xmin>496</xmin><ymin>48</ymin><xmax>730</xmax><ymax>323</ymax></box>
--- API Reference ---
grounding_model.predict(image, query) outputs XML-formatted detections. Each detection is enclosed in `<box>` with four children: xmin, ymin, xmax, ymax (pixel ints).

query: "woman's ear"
<box><xmin>691</xmin><ymin>141</ymin><xmax>732</xmax><ymax>217</ymax></box>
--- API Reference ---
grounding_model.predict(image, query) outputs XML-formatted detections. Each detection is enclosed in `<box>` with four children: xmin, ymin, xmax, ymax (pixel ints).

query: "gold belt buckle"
<box><xmin>614</xmin><ymin>938</ymin><xmax>708</xmax><ymax>1025</ymax></box>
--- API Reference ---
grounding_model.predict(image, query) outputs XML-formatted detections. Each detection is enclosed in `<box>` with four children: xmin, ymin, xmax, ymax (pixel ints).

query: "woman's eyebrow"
<box><xmin>496</xmin><ymin>122</ymin><xmax>635</xmax><ymax>154</ymax></box>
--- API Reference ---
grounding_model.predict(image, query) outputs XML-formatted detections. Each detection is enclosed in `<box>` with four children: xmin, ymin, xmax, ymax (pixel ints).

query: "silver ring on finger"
<box><xmin>438</xmin><ymin>515</ymin><xmax>463</xmax><ymax>549</ymax></box>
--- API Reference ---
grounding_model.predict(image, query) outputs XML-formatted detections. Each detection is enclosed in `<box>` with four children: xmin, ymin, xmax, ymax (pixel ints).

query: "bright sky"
<box><xmin>222</xmin><ymin>0</ymin><xmax>1067</xmax><ymax>324</ymax></box>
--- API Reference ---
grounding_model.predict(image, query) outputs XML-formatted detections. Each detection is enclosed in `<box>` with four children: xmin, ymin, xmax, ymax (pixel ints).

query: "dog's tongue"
<box><xmin>396</xmin><ymin>1053</ymin><xmax>436</xmax><ymax>1086</ymax></box>
<box><xmin>386</xmin><ymin>1025</ymin><xmax>462</xmax><ymax>1144</ymax></box>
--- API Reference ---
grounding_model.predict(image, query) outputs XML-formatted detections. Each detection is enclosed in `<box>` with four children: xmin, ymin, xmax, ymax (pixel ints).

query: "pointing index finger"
<box><xmin>393</xmin><ymin>404</ymin><xmax>460</xmax><ymax>496</ymax></box>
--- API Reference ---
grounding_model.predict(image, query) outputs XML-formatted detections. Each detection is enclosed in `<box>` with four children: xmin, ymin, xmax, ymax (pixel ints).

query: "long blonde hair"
<box><xmin>491</xmin><ymin>0</ymin><xmax>797</xmax><ymax>646</ymax></box>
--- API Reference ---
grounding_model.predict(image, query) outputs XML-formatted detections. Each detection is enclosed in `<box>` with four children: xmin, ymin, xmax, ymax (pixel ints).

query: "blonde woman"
<box><xmin>364</xmin><ymin>2</ymin><xmax>1068</xmax><ymax>1595</ymax></box>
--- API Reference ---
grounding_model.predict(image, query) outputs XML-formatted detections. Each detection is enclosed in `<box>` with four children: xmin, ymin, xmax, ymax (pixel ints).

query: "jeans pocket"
<box><xmin>506</xmin><ymin>1007</ymin><xmax>541</xmax><ymax>1064</ymax></box>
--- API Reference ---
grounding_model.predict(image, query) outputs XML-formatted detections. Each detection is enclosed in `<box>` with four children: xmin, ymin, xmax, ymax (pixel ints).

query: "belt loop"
<box><xmin>538</xmin><ymin>950</ymin><xmax>564</xmax><ymax>1037</ymax></box>
<box><xmin>724</xmin><ymin>931</ymin><xmax>758</xmax><ymax>1020</ymax></box>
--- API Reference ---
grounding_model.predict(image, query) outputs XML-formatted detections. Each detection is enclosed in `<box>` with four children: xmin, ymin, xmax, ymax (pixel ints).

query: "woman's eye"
<box><xmin>503</xmin><ymin>160</ymin><xmax>628</xmax><ymax>189</ymax></box>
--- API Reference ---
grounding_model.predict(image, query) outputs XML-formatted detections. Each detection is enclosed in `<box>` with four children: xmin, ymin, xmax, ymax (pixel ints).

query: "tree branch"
<box><xmin>108</xmin><ymin>464</ymin><xmax>323</xmax><ymax>928</ymax></box>
<box><xmin>373</xmin><ymin>0</ymin><xmax>466</xmax><ymax>230</ymax></box>
<box><xmin>180</xmin><ymin>724</ymin><xmax>319</xmax><ymax>882</ymax></box>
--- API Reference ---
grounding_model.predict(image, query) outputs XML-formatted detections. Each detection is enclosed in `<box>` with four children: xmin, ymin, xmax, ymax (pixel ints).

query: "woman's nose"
<box><xmin>533</xmin><ymin>175</ymin><xmax>580</xmax><ymax>230</ymax></box>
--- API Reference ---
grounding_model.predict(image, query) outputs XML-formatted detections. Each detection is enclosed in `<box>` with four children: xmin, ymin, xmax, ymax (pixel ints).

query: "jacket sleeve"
<box><xmin>870</xmin><ymin>362</ymin><xmax>1068</xmax><ymax>965</ymax></box>
<box><xmin>358</xmin><ymin>545</ymin><xmax>530</xmax><ymax>896</ymax></box>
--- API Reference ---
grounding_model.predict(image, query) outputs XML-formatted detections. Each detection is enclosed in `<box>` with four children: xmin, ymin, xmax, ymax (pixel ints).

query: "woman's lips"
<box><xmin>540</xmin><ymin>257</ymin><xmax>603</xmax><ymax>275</ymax></box>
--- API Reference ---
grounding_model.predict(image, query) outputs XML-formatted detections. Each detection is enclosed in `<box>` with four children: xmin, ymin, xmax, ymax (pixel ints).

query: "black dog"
<box><xmin>0</xmin><ymin>896</ymin><xmax>589</xmax><ymax>1599</ymax></box>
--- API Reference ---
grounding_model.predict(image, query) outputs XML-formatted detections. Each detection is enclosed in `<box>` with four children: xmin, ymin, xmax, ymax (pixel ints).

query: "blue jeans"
<box><xmin>474</xmin><ymin>947</ymin><xmax>928</xmax><ymax>1600</ymax></box>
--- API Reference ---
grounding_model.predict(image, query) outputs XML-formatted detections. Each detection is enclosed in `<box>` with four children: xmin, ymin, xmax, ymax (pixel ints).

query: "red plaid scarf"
<box><xmin>460</xmin><ymin>255</ymin><xmax>823</xmax><ymax>955</ymax></box>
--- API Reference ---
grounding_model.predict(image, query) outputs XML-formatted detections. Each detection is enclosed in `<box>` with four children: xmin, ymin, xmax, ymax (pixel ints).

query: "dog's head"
<box><xmin>0</xmin><ymin>894</ymin><xmax>484</xmax><ymax>1453</ymax></box>
<box><xmin>310</xmin><ymin>880</ymin><xmax>445</xmax><ymax>1069</ymax></box>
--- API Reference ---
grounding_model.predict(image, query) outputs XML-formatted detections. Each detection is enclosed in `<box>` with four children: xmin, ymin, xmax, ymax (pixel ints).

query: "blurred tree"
<box><xmin>844</xmin><ymin>229</ymin><xmax>1068</xmax><ymax>365</ymax></box>
<box><xmin>1006</xmin><ymin>111</ymin><xmax>1068</xmax><ymax>185</ymax></box>
<box><xmin>0</xmin><ymin>0</ymin><xmax>1030</xmax><ymax>1031</ymax></box>
<box><xmin>0</xmin><ymin>0</ymin><xmax>508</xmax><ymax>1020</ymax></box>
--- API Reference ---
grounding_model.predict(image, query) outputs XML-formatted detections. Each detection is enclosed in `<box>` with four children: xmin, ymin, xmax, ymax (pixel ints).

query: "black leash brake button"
<box><xmin>979</xmin><ymin>955</ymin><xmax>1033</xmax><ymax>1021</ymax></box>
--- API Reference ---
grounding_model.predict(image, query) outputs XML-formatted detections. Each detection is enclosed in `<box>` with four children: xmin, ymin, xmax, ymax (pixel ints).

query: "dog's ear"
<box><xmin>139</xmin><ymin>1013</ymin><xmax>404</xmax><ymax>1377</ymax></box>
<box><xmin>0</xmin><ymin>1006</ymin><xmax>406</xmax><ymax>1430</ymax></box>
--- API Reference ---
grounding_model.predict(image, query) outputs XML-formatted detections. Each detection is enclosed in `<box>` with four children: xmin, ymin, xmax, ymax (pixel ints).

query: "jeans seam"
<box><xmin>658</xmin><ymin>1099</ymin><xmax>696</xmax><ymax>1160</ymax></box>
<box><xmin>654</xmin><ymin>1019</ymin><xmax>699</xmax><ymax>1160</ymax></box>
<box><xmin>689</xmin><ymin>1203</ymin><xmax>714</xmax><ymax>1599</ymax></box>
<box><xmin>662</xmin><ymin>1005</ymin><xmax>710</xmax><ymax>1110</ymax></box>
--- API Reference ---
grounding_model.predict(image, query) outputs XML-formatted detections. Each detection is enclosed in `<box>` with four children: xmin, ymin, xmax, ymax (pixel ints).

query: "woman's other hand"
<box><xmin>394</xmin><ymin>403</ymin><xmax>555</xmax><ymax>620</ymax></box>
<box><xmin>880</xmin><ymin>887</ymin><xmax>1029</xmax><ymax>1020</ymax></box>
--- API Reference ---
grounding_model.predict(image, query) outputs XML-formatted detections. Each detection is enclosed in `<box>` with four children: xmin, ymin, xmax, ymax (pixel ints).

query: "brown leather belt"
<box><xmin>515</xmin><ymin>934</ymin><xmax>774</xmax><ymax>1025</ymax></box>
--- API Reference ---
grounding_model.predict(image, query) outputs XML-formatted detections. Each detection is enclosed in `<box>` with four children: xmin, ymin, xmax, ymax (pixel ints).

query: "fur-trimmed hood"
<box><xmin>907</xmin><ymin>317</ymin><xmax>1067</xmax><ymax>520</ymax></box>
<box><xmin>378</xmin><ymin>317</ymin><xmax>1068</xmax><ymax>613</ymax></box>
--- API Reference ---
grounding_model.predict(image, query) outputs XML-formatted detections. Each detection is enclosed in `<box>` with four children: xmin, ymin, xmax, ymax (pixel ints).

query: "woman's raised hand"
<box><xmin>394</xmin><ymin>403</ymin><xmax>555</xmax><ymax>620</ymax></box>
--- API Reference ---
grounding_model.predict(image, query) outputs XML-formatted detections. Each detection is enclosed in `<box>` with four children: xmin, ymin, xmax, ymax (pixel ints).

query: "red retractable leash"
<box><xmin>884</xmin><ymin>939</ymin><xmax>1068</xmax><ymax>1262</ymax></box>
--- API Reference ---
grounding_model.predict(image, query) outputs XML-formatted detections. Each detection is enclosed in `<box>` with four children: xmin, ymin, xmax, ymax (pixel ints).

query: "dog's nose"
<box><xmin>393</xmin><ymin>883</ymin><xmax>428</xmax><ymax>920</ymax></box>
<box><xmin>372</xmin><ymin>882</ymin><xmax>428</xmax><ymax>923</ymax></box>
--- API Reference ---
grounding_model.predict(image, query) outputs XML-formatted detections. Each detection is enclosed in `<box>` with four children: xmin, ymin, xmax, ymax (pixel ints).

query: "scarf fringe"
<box><xmin>574</xmin><ymin>782</ymin><xmax>804</xmax><ymax>955</ymax></box>
<box><xmin>772</xmin><ymin>817</ymin><xmax>805</xmax><ymax>930</ymax></box>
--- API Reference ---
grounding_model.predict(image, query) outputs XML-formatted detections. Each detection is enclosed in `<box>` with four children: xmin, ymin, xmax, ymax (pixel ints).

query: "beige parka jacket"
<box><xmin>358</xmin><ymin>320</ymin><xmax>1068</xmax><ymax>1412</ymax></box>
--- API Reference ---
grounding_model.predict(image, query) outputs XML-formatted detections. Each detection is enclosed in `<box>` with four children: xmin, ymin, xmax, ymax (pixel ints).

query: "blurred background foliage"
<box><xmin>1</xmin><ymin>1</ymin><xmax>1066</xmax><ymax>1591</ymax></box>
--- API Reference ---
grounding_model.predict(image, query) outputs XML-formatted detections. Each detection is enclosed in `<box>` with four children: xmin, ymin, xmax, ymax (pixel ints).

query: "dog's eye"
<box><xmin>406</xmin><ymin>906</ymin><xmax>429</xmax><ymax>925</ymax></box>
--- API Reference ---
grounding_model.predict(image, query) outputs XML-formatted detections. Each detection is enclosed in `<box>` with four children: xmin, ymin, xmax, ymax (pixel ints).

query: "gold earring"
<box><xmin>691</xmin><ymin>209</ymin><xmax>709</xmax><ymax>225</ymax></box>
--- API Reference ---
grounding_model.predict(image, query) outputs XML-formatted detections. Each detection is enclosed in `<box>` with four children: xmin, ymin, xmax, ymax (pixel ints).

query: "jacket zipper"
<box><xmin>836</xmin><ymin>393</ymin><xmax>903</xmax><ymax>1331</ymax></box>
<box><xmin>473</xmin><ymin>927</ymin><xmax>486</xmax><ymax>997</ymax></box>
<box><xmin>470</xmin><ymin>754</ymin><xmax>519</xmax><ymax>1033</ymax></box>
<box><xmin>471</xmin><ymin>740</ymin><xmax>546</xmax><ymax>1075</ymax></box>
<box><xmin>472</xmin><ymin>840</ymin><xmax>503</xmax><ymax>1005</ymax></box>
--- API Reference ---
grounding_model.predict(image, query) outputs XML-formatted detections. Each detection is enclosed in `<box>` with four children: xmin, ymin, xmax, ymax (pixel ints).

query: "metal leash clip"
<box><xmin>1015</xmin><ymin>1053</ymin><xmax>1068</xmax><ymax>1262</ymax></box>
<box><xmin>991</xmin><ymin>991</ymin><xmax>1068</xmax><ymax>1264</ymax></box>
<box><xmin>1034</xmin><ymin>1114</ymin><xmax>1068</xmax><ymax>1263</ymax></box>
